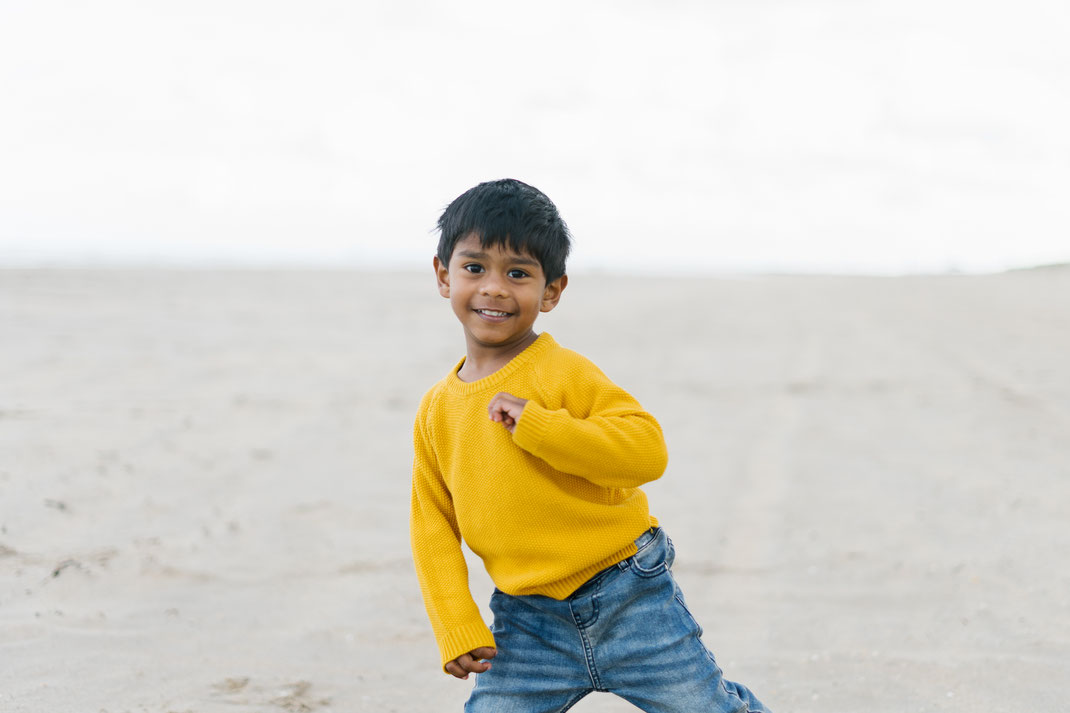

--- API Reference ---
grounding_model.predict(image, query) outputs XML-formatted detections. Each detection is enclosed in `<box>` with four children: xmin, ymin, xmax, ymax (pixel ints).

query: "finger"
<box><xmin>446</xmin><ymin>655</ymin><xmax>484</xmax><ymax>679</ymax></box>
<box><xmin>490</xmin><ymin>406</ymin><xmax>511</xmax><ymax>425</ymax></box>
<box><xmin>489</xmin><ymin>393</ymin><xmax>515</xmax><ymax>413</ymax></box>
<box><xmin>461</xmin><ymin>654</ymin><xmax>487</xmax><ymax>673</ymax></box>
<box><xmin>458</xmin><ymin>653</ymin><xmax>490</xmax><ymax>675</ymax></box>
<box><xmin>446</xmin><ymin>648</ymin><xmax>497</xmax><ymax>679</ymax></box>
<box><xmin>467</xmin><ymin>659</ymin><xmax>491</xmax><ymax>674</ymax></box>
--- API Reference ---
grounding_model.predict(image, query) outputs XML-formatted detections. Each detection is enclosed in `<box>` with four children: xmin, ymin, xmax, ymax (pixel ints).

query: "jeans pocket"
<box><xmin>630</xmin><ymin>529</ymin><xmax>673</xmax><ymax>578</ymax></box>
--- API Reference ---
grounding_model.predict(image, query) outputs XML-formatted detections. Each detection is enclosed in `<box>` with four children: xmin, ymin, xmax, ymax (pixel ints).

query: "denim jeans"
<box><xmin>466</xmin><ymin>528</ymin><xmax>771</xmax><ymax>713</ymax></box>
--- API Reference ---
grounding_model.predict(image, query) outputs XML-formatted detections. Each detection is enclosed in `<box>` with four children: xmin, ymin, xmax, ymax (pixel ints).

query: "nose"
<box><xmin>479</xmin><ymin>272</ymin><xmax>509</xmax><ymax>297</ymax></box>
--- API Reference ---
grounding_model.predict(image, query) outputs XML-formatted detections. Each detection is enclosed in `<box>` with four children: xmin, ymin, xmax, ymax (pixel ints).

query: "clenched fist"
<box><xmin>488</xmin><ymin>392</ymin><xmax>528</xmax><ymax>434</ymax></box>
<box><xmin>445</xmin><ymin>647</ymin><xmax>497</xmax><ymax>679</ymax></box>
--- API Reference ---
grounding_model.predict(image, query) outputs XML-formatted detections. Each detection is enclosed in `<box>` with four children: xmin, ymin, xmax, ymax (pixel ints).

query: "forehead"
<box><xmin>452</xmin><ymin>233</ymin><xmax>541</xmax><ymax>266</ymax></box>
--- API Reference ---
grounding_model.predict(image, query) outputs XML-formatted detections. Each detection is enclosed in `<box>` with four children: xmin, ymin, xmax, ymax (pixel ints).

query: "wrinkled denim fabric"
<box><xmin>466</xmin><ymin>528</ymin><xmax>772</xmax><ymax>713</ymax></box>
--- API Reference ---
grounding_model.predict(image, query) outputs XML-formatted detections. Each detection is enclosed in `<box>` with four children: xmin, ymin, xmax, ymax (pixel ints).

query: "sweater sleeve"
<box><xmin>511</xmin><ymin>360</ymin><xmax>669</xmax><ymax>489</ymax></box>
<box><xmin>410</xmin><ymin>404</ymin><xmax>496</xmax><ymax>670</ymax></box>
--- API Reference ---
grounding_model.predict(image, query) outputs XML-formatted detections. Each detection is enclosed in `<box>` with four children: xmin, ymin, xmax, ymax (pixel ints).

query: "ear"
<box><xmin>539</xmin><ymin>274</ymin><xmax>568</xmax><ymax>313</ymax></box>
<box><xmin>434</xmin><ymin>255</ymin><xmax>450</xmax><ymax>298</ymax></box>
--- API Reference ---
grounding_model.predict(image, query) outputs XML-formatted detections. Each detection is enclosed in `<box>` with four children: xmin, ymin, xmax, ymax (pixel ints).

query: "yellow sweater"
<box><xmin>410</xmin><ymin>333</ymin><xmax>669</xmax><ymax>668</ymax></box>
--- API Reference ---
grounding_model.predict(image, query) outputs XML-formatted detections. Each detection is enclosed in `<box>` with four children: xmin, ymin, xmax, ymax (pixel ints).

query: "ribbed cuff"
<box><xmin>439</xmin><ymin>621</ymin><xmax>496</xmax><ymax>672</ymax></box>
<box><xmin>512</xmin><ymin>401</ymin><xmax>556</xmax><ymax>454</ymax></box>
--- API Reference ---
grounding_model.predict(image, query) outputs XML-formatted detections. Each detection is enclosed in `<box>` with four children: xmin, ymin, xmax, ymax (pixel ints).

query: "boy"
<box><xmin>411</xmin><ymin>179</ymin><xmax>772</xmax><ymax>712</ymax></box>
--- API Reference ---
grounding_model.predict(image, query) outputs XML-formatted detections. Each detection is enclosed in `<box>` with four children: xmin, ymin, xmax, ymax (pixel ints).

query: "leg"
<box><xmin>465</xmin><ymin>589</ymin><xmax>594</xmax><ymax>713</ymax></box>
<box><xmin>590</xmin><ymin>530</ymin><xmax>773</xmax><ymax>713</ymax></box>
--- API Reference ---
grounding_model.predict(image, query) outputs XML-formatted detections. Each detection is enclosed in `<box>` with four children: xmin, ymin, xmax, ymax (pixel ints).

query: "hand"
<box><xmin>488</xmin><ymin>392</ymin><xmax>528</xmax><ymax>434</ymax></box>
<box><xmin>445</xmin><ymin>646</ymin><xmax>497</xmax><ymax>679</ymax></box>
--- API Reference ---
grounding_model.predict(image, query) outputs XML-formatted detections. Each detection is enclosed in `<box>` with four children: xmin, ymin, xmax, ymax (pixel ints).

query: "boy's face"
<box><xmin>434</xmin><ymin>233</ymin><xmax>566</xmax><ymax>356</ymax></box>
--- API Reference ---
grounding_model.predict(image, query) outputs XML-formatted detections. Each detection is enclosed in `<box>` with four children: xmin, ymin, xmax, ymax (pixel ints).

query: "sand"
<box><xmin>1</xmin><ymin>268</ymin><xmax>1068</xmax><ymax>712</ymax></box>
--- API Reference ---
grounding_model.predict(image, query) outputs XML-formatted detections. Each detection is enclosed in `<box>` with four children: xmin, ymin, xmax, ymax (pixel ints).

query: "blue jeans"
<box><xmin>466</xmin><ymin>528</ymin><xmax>771</xmax><ymax>713</ymax></box>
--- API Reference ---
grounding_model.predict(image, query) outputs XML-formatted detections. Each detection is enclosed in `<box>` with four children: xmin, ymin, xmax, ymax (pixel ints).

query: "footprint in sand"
<box><xmin>210</xmin><ymin>677</ymin><xmax>330</xmax><ymax>711</ymax></box>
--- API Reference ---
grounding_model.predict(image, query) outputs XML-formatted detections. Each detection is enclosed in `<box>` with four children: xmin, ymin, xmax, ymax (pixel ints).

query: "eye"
<box><xmin>507</xmin><ymin>269</ymin><xmax>529</xmax><ymax>279</ymax></box>
<box><xmin>463</xmin><ymin>263</ymin><xmax>484</xmax><ymax>274</ymax></box>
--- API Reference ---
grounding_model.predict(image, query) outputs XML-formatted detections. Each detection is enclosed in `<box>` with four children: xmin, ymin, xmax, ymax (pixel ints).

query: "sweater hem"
<box><xmin>512</xmin><ymin>541</ymin><xmax>641</xmax><ymax>600</ymax></box>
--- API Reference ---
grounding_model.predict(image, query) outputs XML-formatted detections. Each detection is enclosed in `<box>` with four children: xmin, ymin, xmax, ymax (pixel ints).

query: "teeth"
<box><xmin>479</xmin><ymin>309</ymin><xmax>508</xmax><ymax>317</ymax></box>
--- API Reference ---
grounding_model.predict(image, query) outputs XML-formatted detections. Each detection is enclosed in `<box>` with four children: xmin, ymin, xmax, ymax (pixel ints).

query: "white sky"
<box><xmin>1</xmin><ymin>0</ymin><xmax>1068</xmax><ymax>274</ymax></box>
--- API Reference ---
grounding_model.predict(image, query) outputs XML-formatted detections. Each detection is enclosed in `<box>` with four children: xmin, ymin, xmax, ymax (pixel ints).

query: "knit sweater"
<box><xmin>410</xmin><ymin>333</ymin><xmax>669</xmax><ymax>668</ymax></box>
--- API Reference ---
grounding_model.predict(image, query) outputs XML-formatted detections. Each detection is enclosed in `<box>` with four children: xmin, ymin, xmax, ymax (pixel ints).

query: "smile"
<box><xmin>475</xmin><ymin>308</ymin><xmax>512</xmax><ymax>319</ymax></box>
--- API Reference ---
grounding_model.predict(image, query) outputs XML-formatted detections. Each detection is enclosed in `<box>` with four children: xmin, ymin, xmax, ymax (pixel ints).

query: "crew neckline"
<box><xmin>445</xmin><ymin>333</ymin><xmax>556</xmax><ymax>395</ymax></box>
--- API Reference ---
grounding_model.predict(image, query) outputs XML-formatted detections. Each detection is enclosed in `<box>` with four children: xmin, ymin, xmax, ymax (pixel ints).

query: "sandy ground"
<box><xmin>1</xmin><ymin>268</ymin><xmax>1068</xmax><ymax>713</ymax></box>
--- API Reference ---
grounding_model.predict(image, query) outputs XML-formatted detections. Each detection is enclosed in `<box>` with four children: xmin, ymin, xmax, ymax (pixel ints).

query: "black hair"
<box><xmin>436</xmin><ymin>179</ymin><xmax>571</xmax><ymax>284</ymax></box>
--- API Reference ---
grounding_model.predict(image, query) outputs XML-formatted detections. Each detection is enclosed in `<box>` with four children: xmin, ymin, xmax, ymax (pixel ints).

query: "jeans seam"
<box><xmin>671</xmin><ymin>588</ymin><xmax>721</xmax><ymax>668</ymax></box>
<box><xmin>630</xmin><ymin>562</ymin><xmax>668</xmax><ymax>578</ymax></box>
<box><xmin>568</xmin><ymin>600</ymin><xmax>603</xmax><ymax>691</ymax></box>
<box><xmin>629</xmin><ymin>528</ymin><xmax>669</xmax><ymax>577</ymax></box>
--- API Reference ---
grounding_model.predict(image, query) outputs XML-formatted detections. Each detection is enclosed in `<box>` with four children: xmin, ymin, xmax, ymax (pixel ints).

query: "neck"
<box><xmin>457</xmin><ymin>330</ymin><xmax>539</xmax><ymax>382</ymax></box>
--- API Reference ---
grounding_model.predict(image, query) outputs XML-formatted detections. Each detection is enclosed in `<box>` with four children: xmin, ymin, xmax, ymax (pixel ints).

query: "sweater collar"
<box><xmin>445</xmin><ymin>332</ymin><xmax>556</xmax><ymax>396</ymax></box>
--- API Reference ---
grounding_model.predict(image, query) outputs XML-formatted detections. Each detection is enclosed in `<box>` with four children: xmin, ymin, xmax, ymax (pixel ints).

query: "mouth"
<box><xmin>474</xmin><ymin>308</ymin><xmax>512</xmax><ymax>321</ymax></box>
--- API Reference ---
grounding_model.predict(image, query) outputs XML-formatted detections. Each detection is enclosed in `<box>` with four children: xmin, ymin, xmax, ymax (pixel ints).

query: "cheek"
<box><xmin>449</xmin><ymin>286</ymin><xmax>474</xmax><ymax>312</ymax></box>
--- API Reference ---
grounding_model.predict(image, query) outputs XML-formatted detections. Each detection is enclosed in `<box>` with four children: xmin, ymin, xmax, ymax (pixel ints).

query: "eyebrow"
<box><xmin>456</xmin><ymin>249</ymin><xmax>540</xmax><ymax>267</ymax></box>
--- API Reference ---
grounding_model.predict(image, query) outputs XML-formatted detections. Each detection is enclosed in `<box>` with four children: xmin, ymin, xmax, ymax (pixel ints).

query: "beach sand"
<box><xmin>1</xmin><ymin>268</ymin><xmax>1068</xmax><ymax>712</ymax></box>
